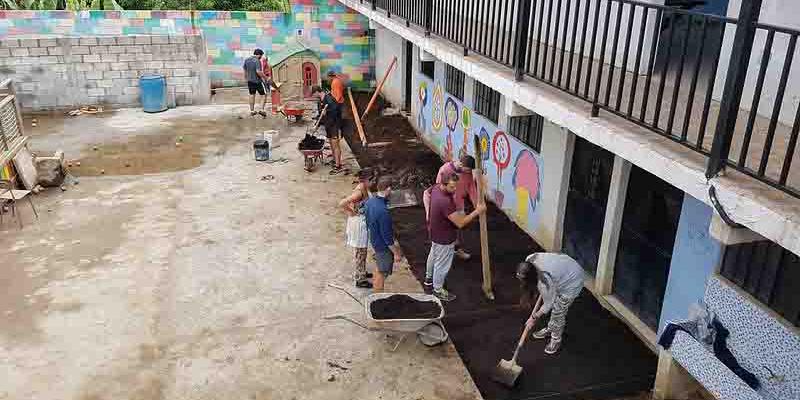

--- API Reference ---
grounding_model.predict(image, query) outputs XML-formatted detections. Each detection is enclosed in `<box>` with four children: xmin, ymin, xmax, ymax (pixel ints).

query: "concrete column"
<box><xmin>536</xmin><ymin>122</ymin><xmax>575</xmax><ymax>251</ymax></box>
<box><xmin>709</xmin><ymin>213</ymin><xmax>765</xmax><ymax>246</ymax></box>
<box><xmin>595</xmin><ymin>156</ymin><xmax>632</xmax><ymax>295</ymax></box>
<box><xmin>653</xmin><ymin>348</ymin><xmax>699</xmax><ymax>400</ymax></box>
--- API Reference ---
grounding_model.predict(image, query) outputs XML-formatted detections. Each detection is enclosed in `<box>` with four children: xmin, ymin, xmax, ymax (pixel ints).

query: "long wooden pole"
<box><xmin>473</xmin><ymin>134</ymin><xmax>494</xmax><ymax>300</ymax></box>
<box><xmin>348</xmin><ymin>88</ymin><xmax>368</xmax><ymax>146</ymax></box>
<box><xmin>361</xmin><ymin>56</ymin><xmax>398</xmax><ymax>121</ymax></box>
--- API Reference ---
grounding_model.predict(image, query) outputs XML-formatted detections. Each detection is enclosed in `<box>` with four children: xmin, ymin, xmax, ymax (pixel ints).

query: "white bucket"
<box><xmin>263</xmin><ymin>130</ymin><xmax>277</xmax><ymax>151</ymax></box>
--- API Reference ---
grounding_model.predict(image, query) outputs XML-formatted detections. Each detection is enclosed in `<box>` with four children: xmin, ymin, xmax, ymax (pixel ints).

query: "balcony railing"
<box><xmin>360</xmin><ymin>0</ymin><xmax>800</xmax><ymax>199</ymax></box>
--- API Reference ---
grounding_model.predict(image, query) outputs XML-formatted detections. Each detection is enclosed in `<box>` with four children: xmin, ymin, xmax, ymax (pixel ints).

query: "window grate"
<box><xmin>420</xmin><ymin>60</ymin><xmax>435</xmax><ymax>80</ymax></box>
<box><xmin>508</xmin><ymin>114</ymin><xmax>544</xmax><ymax>152</ymax></box>
<box><xmin>445</xmin><ymin>64</ymin><xmax>465</xmax><ymax>101</ymax></box>
<box><xmin>721</xmin><ymin>241</ymin><xmax>800</xmax><ymax>327</ymax></box>
<box><xmin>473</xmin><ymin>81</ymin><xmax>500</xmax><ymax>124</ymax></box>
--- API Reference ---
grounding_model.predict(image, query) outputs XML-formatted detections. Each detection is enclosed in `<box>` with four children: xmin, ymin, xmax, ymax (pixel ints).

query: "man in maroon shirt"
<box><xmin>425</xmin><ymin>172</ymin><xmax>486</xmax><ymax>301</ymax></box>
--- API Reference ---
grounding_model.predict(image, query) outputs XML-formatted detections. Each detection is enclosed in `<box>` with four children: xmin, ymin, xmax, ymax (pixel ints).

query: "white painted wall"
<box><xmin>374</xmin><ymin>25</ymin><xmax>406</xmax><ymax>108</ymax></box>
<box><xmin>714</xmin><ymin>0</ymin><xmax>800</xmax><ymax>125</ymax></box>
<box><xmin>537</xmin><ymin>120</ymin><xmax>575</xmax><ymax>251</ymax></box>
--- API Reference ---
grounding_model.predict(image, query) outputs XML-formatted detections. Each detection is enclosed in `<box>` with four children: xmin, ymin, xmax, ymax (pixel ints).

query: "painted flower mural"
<box><xmin>432</xmin><ymin>84</ymin><xmax>444</xmax><ymax>133</ymax></box>
<box><xmin>459</xmin><ymin>106</ymin><xmax>471</xmax><ymax>159</ymax></box>
<box><xmin>478</xmin><ymin>127</ymin><xmax>490</xmax><ymax>171</ymax></box>
<box><xmin>511</xmin><ymin>149</ymin><xmax>541</xmax><ymax>227</ymax></box>
<box><xmin>444</xmin><ymin>97</ymin><xmax>459</xmax><ymax>161</ymax></box>
<box><xmin>492</xmin><ymin>131</ymin><xmax>511</xmax><ymax>207</ymax></box>
<box><xmin>418</xmin><ymin>81</ymin><xmax>428</xmax><ymax>132</ymax></box>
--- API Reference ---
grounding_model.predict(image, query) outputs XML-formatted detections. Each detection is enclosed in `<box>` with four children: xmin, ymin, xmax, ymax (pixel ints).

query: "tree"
<box><xmin>115</xmin><ymin>0</ymin><xmax>290</xmax><ymax>11</ymax></box>
<box><xmin>1</xmin><ymin>0</ymin><xmax>122</xmax><ymax>9</ymax></box>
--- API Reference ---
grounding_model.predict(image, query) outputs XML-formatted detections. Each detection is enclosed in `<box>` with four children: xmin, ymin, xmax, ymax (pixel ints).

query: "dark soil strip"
<box><xmin>344</xmin><ymin>104</ymin><xmax>656</xmax><ymax>400</ymax></box>
<box><xmin>370</xmin><ymin>295</ymin><xmax>442</xmax><ymax>320</ymax></box>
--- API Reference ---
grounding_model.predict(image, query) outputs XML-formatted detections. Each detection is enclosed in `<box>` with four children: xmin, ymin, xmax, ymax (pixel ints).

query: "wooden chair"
<box><xmin>0</xmin><ymin>175</ymin><xmax>38</xmax><ymax>229</ymax></box>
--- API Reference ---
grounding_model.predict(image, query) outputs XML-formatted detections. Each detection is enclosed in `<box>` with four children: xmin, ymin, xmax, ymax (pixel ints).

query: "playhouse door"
<box><xmin>302</xmin><ymin>62</ymin><xmax>317</xmax><ymax>99</ymax></box>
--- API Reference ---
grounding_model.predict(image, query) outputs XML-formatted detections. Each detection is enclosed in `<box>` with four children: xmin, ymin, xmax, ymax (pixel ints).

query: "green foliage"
<box><xmin>1</xmin><ymin>0</ymin><xmax>122</xmax><ymax>9</ymax></box>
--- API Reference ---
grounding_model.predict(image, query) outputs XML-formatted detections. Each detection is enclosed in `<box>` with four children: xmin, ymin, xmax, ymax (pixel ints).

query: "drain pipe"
<box><xmin>708</xmin><ymin>185</ymin><xmax>743</xmax><ymax>229</ymax></box>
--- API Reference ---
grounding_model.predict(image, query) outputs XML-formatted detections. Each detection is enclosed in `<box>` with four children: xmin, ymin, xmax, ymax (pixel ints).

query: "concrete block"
<box><xmin>20</xmin><ymin>38</ymin><xmax>38</xmax><ymax>47</ymax></box>
<box><xmin>138</xmin><ymin>53</ymin><xmax>154</xmax><ymax>62</ymax></box>
<box><xmin>108</xmin><ymin>86</ymin><xmax>124</xmax><ymax>95</ymax></box>
<box><xmin>39</xmin><ymin>56</ymin><xmax>59</xmax><ymax>65</ymax></box>
<box><xmin>179</xmin><ymin>44</ymin><xmax>196</xmax><ymax>53</ymax></box>
<box><xmin>50</xmin><ymin>64</ymin><xmax>68</xmax><ymax>73</ymax></box>
<box><xmin>20</xmin><ymin>82</ymin><xmax>36</xmax><ymax>92</ymax></box>
<box><xmin>109</xmin><ymin>46</ymin><xmax>126</xmax><ymax>54</ymax></box>
<box><xmin>93</xmin><ymin>63</ymin><xmax>111</xmax><ymax>71</ymax></box>
<box><xmin>47</xmin><ymin>47</ymin><xmax>64</xmax><ymax>56</ymax></box>
<box><xmin>134</xmin><ymin>36</ymin><xmax>151</xmax><ymax>45</ymax></box>
<box><xmin>70</xmin><ymin>46</ymin><xmax>90</xmax><ymax>55</ymax></box>
<box><xmin>123</xmin><ymin>86</ymin><xmax>140</xmax><ymax>95</ymax></box>
<box><xmin>103</xmin><ymin>70</ymin><xmax>122</xmax><ymax>79</ymax></box>
<box><xmin>169</xmin><ymin>36</ymin><xmax>186</xmax><ymax>44</ymax></box>
<box><xmin>83</xmin><ymin>54</ymin><xmax>101</xmax><ymax>63</ymax></box>
<box><xmin>87</xmin><ymin>88</ymin><xmax>105</xmax><ymax>96</ymax></box>
<box><xmin>175</xmin><ymin>85</ymin><xmax>193</xmax><ymax>93</ymax></box>
<box><xmin>35</xmin><ymin>151</ymin><xmax>65</xmax><ymax>187</ymax></box>
<box><xmin>98</xmin><ymin>37</ymin><xmax>117</xmax><ymax>46</ymax></box>
<box><xmin>117</xmin><ymin>53</ymin><xmax>137</xmax><ymax>62</ymax></box>
<box><xmin>101</xmin><ymin>54</ymin><xmax>118</xmax><ymax>63</ymax></box>
<box><xmin>0</xmin><ymin>49</ymin><xmax>9</xmax><ymax>57</ymax></box>
<box><xmin>38</xmin><ymin>38</ymin><xmax>57</xmax><ymax>47</ymax></box>
<box><xmin>85</xmin><ymin>71</ymin><xmax>104</xmax><ymax>80</ymax></box>
<box><xmin>121</xmin><ymin>70</ymin><xmax>139</xmax><ymax>79</ymax></box>
<box><xmin>11</xmin><ymin>48</ymin><xmax>29</xmax><ymax>57</ymax></box>
<box><xmin>64</xmin><ymin>55</ymin><xmax>83</xmax><ymax>63</ymax></box>
<box><xmin>152</xmin><ymin>36</ymin><xmax>170</xmax><ymax>45</ymax></box>
<box><xmin>117</xmin><ymin>37</ymin><xmax>134</xmax><ymax>45</ymax></box>
<box><xmin>79</xmin><ymin>37</ymin><xmax>98</xmax><ymax>46</ymax></box>
<box><xmin>75</xmin><ymin>64</ymin><xmax>94</xmax><ymax>72</ymax></box>
<box><xmin>172</xmin><ymin>68</ymin><xmax>191</xmax><ymax>77</ymax></box>
<box><xmin>2</xmin><ymin>39</ymin><xmax>20</xmax><ymax>48</ymax></box>
<box><xmin>14</xmin><ymin>57</ymin><xmax>34</xmax><ymax>66</ymax></box>
<box><xmin>125</xmin><ymin>45</ymin><xmax>144</xmax><ymax>54</ymax></box>
<box><xmin>146</xmin><ymin>61</ymin><xmax>164</xmax><ymax>69</ymax></box>
<box><xmin>83</xmin><ymin>80</ymin><xmax>98</xmax><ymax>88</ymax></box>
<box><xmin>128</xmin><ymin>61</ymin><xmax>146</xmax><ymax>70</ymax></box>
<box><xmin>111</xmin><ymin>62</ymin><xmax>129</xmax><ymax>71</ymax></box>
<box><xmin>90</xmin><ymin>46</ymin><xmax>109</xmax><ymax>55</ymax></box>
<box><xmin>28</xmin><ymin>47</ymin><xmax>48</xmax><ymax>56</ymax></box>
<box><xmin>64</xmin><ymin>38</ymin><xmax>81</xmax><ymax>46</ymax></box>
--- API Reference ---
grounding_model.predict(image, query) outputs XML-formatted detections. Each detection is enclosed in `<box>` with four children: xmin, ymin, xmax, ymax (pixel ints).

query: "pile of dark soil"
<box><xmin>344</xmin><ymin>98</ymin><xmax>657</xmax><ymax>400</ymax></box>
<box><xmin>298</xmin><ymin>134</ymin><xmax>324</xmax><ymax>150</ymax></box>
<box><xmin>370</xmin><ymin>295</ymin><xmax>441</xmax><ymax>320</ymax></box>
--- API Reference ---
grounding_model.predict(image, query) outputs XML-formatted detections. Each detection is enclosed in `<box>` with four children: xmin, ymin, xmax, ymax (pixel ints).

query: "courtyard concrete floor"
<box><xmin>0</xmin><ymin>99</ymin><xmax>480</xmax><ymax>400</ymax></box>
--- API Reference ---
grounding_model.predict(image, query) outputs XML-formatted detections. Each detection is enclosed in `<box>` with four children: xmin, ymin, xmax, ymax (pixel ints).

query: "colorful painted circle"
<box><xmin>492</xmin><ymin>131</ymin><xmax>511</xmax><ymax>170</ymax></box>
<box><xmin>418</xmin><ymin>82</ymin><xmax>428</xmax><ymax>106</ymax></box>
<box><xmin>461</xmin><ymin>107</ymin><xmax>471</xmax><ymax>129</ymax></box>
<box><xmin>445</xmin><ymin>98</ymin><xmax>459</xmax><ymax>131</ymax></box>
<box><xmin>479</xmin><ymin>128</ymin><xmax>490</xmax><ymax>161</ymax></box>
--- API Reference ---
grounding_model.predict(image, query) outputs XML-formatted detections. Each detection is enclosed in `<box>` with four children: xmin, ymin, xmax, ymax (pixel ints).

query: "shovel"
<box><xmin>492</xmin><ymin>295</ymin><xmax>542</xmax><ymax>387</ymax></box>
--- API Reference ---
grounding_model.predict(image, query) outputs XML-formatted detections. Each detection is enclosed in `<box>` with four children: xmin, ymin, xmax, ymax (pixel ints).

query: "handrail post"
<box><xmin>424</xmin><ymin>0</ymin><xmax>433</xmax><ymax>37</ymax></box>
<box><xmin>513</xmin><ymin>0</ymin><xmax>533</xmax><ymax>81</ymax></box>
<box><xmin>371</xmin><ymin>0</ymin><xmax>377</xmax><ymax>11</ymax></box>
<box><xmin>706</xmin><ymin>0</ymin><xmax>763</xmax><ymax>179</ymax></box>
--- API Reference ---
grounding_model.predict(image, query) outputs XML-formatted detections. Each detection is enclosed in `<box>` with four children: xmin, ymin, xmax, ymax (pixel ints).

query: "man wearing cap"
<box><xmin>243</xmin><ymin>48</ymin><xmax>269</xmax><ymax>116</ymax></box>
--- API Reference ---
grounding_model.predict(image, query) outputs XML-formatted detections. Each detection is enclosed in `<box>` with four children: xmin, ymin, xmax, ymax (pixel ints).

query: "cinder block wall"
<box><xmin>0</xmin><ymin>34</ymin><xmax>210</xmax><ymax>111</ymax></box>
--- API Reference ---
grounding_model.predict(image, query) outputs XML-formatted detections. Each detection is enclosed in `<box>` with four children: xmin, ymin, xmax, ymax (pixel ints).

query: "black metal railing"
<box><xmin>360</xmin><ymin>0</ymin><xmax>800</xmax><ymax>198</ymax></box>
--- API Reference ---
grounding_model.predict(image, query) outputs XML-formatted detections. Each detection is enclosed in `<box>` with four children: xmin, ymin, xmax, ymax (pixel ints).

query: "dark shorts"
<box><xmin>324</xmin><ymin>119</ymin><xmax>343</xmax><ymax>139</ymax></box>
<box><xmin>247</xmin><ymin>81</ymin><xmax>266</xmax><ymax>96</ymax></box>
<box><xmin>374</xmin><ymin>250</ymin><xmax>394</xmax><ymax>276</ymax></box>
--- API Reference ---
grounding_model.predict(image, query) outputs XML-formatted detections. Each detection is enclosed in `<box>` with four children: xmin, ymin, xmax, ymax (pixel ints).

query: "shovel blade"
<box><xmin>492</xmin><ymin>358</ymin><xmax>522</xmax><ymax>387</ymax></box>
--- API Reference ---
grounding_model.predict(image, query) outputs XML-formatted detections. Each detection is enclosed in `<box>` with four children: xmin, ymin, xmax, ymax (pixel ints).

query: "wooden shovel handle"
<box><xmin>510</xmin><ymin>294</ymin><xmax>543</xmax><ymax>363</ymax></box>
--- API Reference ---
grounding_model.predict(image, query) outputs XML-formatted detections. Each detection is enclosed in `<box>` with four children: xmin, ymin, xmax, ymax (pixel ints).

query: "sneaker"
<box><xmin>433</xmin><ymin>288</ymin><xmax>456</xmax><ymax>302</ymax></box>
<box><xmin>532</xmin><ymin>327</ymin><xmax>550</xmax><ymax>340</ymax></box>
<box><xmin>544</xmin><ymin>338</ymin><xmax>562</xmax><ymax>354</ymax></box>
<box><xmin>355</xmin><ymin>280</ymin><xmax>373</xmax><ymax>289</ymax></box>
<box><xmin>250</xmin><ymin>110</ymin><xmax>257</xmax><ymax>116</ymax></box>
<box><xmin>329</xmin><ymin>166</ymin><xmax>344</xmax><ymax>175</ymax></box>
<box><xmin>455</xmin><ymin>248</ymin><xmax>471</xmax><ymax>260</ymax></box>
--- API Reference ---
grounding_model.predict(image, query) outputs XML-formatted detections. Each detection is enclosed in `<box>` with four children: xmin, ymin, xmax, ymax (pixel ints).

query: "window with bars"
<box><xmin>445</xmin><ymin>65</ymin><xmax>465</xmax><ymax>101</ymax></box>
<box><xmin>720</xmin><ymin>240</ymin><xmax>800</xmax><ymax>327</ymax></box>
<box><xmin>473</xmin><ymin>81</ymin><xmax>500</xmax><ymax>124</ymax></box>
<box><xmin>508</xmin><ymin>114</ymin><xmax>544</xmax><ymax>152</ymax></box>
<box><xmin>420</xmin><ymin>60</ymin><xmax>435</xmax><ymax>80</ymax></box>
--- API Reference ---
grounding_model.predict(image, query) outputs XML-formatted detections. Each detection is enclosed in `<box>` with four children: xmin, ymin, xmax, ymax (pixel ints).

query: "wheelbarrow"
<box><xmin>279</xmin><ymin>101</ymin><xmax>306</xmax><ymax>123</ymax></box>
<box><xmin>324</xmin><ymin>283</ymin><xmax>449</xmax><ymax>351</ymax></box>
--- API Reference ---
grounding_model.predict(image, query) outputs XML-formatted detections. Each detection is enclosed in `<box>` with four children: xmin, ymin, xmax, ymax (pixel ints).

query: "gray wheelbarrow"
<box><xmin>324</xmin><ymin>283</ymin><xmax>449</xmax><ymax>351</ymax></box>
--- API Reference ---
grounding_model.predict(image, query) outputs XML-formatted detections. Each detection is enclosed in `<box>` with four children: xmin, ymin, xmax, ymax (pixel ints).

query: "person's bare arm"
<box><xmin>338</xmin><ymin>188</ymin><xmax>364</xmax><ymax>214</ymax></box>
<box><xmin>447</xmin><ymin>203</ymin><xmax>487</xmax><ymax>228</ymax></box>
<box><xmin>256</xmin><ymin>70</ymin><xmax>267</xmax><ymax>81</ymax></box>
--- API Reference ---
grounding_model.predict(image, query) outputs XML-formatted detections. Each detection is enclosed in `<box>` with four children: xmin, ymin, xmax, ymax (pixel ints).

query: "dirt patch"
<box><xmin>345</xmin><ymin>98</ymin><xmax>657</xmax><ymax>400</ymax></box>
<box><xmin>370</xmin><ymin>295</ymin><xmax>441</xmax><ymax>320</ymax></box>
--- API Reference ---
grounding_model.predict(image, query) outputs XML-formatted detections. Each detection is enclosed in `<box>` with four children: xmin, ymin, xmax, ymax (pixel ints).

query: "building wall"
<box><xmin>374</xmin><ymin>25</ymin><xmax>405</xmax><ymax>108</ymax></box>
<box><xmin>658</xmin><ymin>194</ymin><xmax>723</xmax><ymax>333</ymax></box>
<box><xmin>0</xmin><ymin>34</ymin><xmax>209</xmax><ymax>110</ymax></box>
<box><xmin>0</xmin><ymin>0</ymin><xmax>373</xmax><ymax>89</ymax></box>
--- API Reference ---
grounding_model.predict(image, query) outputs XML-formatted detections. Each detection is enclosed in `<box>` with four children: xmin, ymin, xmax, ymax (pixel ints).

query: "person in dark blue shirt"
<box><xmin>364</xmin><ymin>176</ymin><xmax>403</xmax><ymax>292</ymax></box>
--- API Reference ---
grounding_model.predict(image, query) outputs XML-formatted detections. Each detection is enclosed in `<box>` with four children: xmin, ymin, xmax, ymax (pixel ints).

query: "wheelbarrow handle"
<box><xmin>327</xmin><ymin>282</ymin><xmax>363</xmax><ymax>306</ymax></box>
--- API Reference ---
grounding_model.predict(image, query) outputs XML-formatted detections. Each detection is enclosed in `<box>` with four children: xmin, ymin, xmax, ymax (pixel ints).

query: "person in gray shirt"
<box><xmin>517</xmin><ymin>252</ymin><xmax>585</xmax><ymax>354</ymax></box>
<box><xmin>242</xmin><ymin>48</ymin><xmax>268</xmax><ymax>116</ymax></box>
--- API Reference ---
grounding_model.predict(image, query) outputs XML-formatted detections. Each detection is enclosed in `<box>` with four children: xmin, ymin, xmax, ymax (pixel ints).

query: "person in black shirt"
<box><xmin>312</xmin><ymin>86</ymin><xmax>345</xmax><ymax>175</ymax></box>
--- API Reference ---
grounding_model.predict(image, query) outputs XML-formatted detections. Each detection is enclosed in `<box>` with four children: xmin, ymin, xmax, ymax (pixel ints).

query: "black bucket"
<box><xmin>254</xmin><ymin>139</ymin><xmax>270</xmax><ymax>161</ymax></box>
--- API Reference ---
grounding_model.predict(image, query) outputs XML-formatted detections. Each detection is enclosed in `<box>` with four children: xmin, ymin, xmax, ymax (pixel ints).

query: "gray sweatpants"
<box><xmin>425</xmin><ymin>242</ymin><xmax>455</xmax><ymax>291</ymax></box>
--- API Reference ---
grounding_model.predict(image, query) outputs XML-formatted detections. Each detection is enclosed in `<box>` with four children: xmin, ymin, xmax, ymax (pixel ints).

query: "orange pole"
<box><xmin>361</xmin><ymin>56</ymin><xmax>398</xmax><ymax>121</ymax></box>
<box><xmin>348</xmin><ymin>88</ymin><xmax>368</xmax><ymax>146</ymax></box>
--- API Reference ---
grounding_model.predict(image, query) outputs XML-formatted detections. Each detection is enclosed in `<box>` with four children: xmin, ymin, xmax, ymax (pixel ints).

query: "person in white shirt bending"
<box><xmin>516</xmin><ymin>252</ymin><xmax>585</xmax><ymax>354</ymax></box>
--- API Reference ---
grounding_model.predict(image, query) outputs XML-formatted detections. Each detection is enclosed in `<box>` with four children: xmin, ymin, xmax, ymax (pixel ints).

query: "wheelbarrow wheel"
<box><xmin>304</xmin><ymin>156</ymin><xmax>314</xmax><ymax>172</ymax></box>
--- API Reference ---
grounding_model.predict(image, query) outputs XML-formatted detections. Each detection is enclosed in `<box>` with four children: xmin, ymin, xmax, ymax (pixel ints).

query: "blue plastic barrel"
<box><xmin>139</xmin><ymin>74</ymin><xmax>167</xmax><ymax>113</ymax></box>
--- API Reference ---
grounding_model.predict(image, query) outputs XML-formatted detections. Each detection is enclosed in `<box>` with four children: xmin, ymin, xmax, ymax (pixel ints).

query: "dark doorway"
<box><xmin>404</xmin><ymin>40</ymin><xmax>413</xmax><ymax>112</ymax></box>
<box><xmin>562</xmin><ymin>137</ymin><xmax>615</xmax><ymax>277</ymax></box>
<box><xmin>613</xmin><ymin>166</ymin><xmax>684</xmax><ymax>330</ymax></box>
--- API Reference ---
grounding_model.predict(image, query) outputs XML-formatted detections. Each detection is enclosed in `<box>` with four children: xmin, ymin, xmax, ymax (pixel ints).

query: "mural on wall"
<box><xmin>444</xmin><ymin>97</ymin><xmax>459</xmax><ymax>161</ymax></box>
<box><xmin>459</xmin><ymin>106</ymin><xmax>472</xmax><ymax>160</ymax></box>
<box><xmin>414</xmin><ymin>74</ymin><xmax>543</xmax><ymax>236</ymax></box>
<box><xmin>418</xmin><ymin>81</ymin><xmax>428</xmax><ymax>132</ymax></box>
<box><xmin>0</xmin><ymin>0</ymin><xmax>374</xmax><ymax>88</ymax></box>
